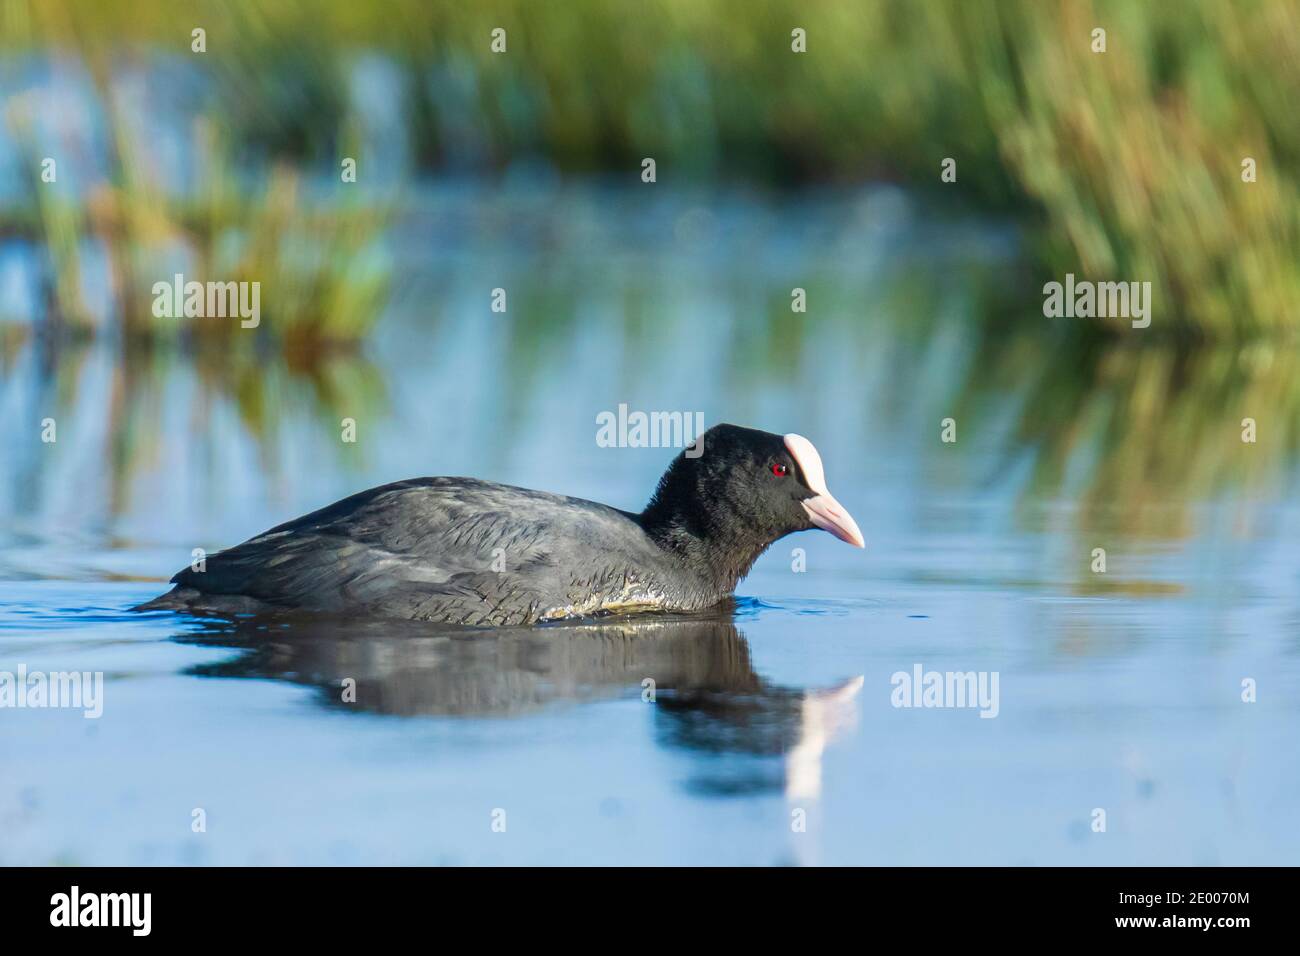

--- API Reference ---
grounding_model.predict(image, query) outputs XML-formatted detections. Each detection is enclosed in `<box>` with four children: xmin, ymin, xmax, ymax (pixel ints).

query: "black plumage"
<box><xmin>136</xmin><ymin>423</ymin><xmax>862</xmax><ymax>625</ymax></box>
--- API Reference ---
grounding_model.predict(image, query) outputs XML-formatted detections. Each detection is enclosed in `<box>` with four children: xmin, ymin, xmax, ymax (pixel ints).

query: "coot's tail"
<box><xmin>133</xmin><ymin>585</ymin><xmax>281</xmax><ymax>616</ymax></box>
<box><xmin>132</xmin><ymin>586</ymin><xmax>194</xmax><ymax>612</ymax></box>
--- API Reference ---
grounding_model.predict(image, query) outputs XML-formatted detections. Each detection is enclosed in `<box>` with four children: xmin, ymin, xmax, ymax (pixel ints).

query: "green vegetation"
<box><xmin>3</xmin><ymin>0</ymin><xmax>1294</xmax><ymax>340</ymax></box>
<box><xmin>1</xmin><ymin>108</ymin><xmax>390</xmax><ymax>345</ymax></box>
<box><xmin>1</xmin><ymin>0</ymin><xmax>1296</xmax><ymax>520</ymax></box>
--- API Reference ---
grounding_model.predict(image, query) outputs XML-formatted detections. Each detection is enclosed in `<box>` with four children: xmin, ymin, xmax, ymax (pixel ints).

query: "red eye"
<box><xmin>771</xmin><ymin>463</ymin><xmax>788</xmax><ymax>477</ymax></box>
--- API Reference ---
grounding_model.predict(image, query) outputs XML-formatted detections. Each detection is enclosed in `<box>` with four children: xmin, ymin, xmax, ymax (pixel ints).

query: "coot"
<box><xmin>136</xmin><ymin>423</ymin><xmax>863</xmax><ymax>625</ymax></box>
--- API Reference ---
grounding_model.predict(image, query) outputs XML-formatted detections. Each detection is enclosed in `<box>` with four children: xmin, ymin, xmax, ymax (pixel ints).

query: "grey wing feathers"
<box><xmin>167</xmin><ymin>478</ymin><xmax>643</xmax><ymax>624</ymax></box>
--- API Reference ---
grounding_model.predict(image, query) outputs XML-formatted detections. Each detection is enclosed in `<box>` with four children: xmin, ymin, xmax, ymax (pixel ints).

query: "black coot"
<box><xmin>136</xmin><ymin>423</ymin><xmax>863</xmax><ymax>625</ymax></box>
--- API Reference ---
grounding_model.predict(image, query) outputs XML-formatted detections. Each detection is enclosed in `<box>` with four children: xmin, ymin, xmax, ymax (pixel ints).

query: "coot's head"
<box><xmin>641</xmin><ymin>424</ymin><xmax>863</xmax><ymax>582</ymax></box>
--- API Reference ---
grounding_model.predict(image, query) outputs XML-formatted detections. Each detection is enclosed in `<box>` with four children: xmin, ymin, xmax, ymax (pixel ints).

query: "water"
<box><xmin>2</xmin><ymin>185</ymin><xmax>1298</xmax><ymax>865</ymax></box>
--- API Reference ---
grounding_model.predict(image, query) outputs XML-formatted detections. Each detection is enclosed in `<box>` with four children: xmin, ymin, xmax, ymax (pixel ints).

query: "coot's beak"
<box><xmin>784</xmin><ymin>433</ymin><xmax>865</xmax><ymax>548</ymax></box>
<box><xmin>801</xmin><ymin>491</ymin><xmax>865</xmax><ymax>548</ymax></box>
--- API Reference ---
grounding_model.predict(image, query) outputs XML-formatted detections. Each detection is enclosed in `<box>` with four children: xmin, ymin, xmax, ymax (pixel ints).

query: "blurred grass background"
<box><xmin>1</xmin><ymin>0</ymin><xmax>1297</xmax><ymax>536</ymax></box>
<box><xmin>2</xmin><ymin>0</ymin><xmax>1295</xmax><ymax>340</ymax></box>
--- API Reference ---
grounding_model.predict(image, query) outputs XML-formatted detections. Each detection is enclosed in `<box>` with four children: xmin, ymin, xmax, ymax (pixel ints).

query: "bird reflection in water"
<box><xmin>174</xmin><ymin>613</ymin><xmax>863</xmax><ymax>801</ymax></box>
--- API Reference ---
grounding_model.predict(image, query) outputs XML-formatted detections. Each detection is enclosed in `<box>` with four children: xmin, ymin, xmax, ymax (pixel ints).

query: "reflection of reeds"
<box><xmin>958</xmin><ymin>328</ymin><xmax>1300</xmax><ymax>538</ymax></box>
<box><xmin>10</xmin><ymin>336</ymin><xmax>388</xmax><ymax>520</ymax></box>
